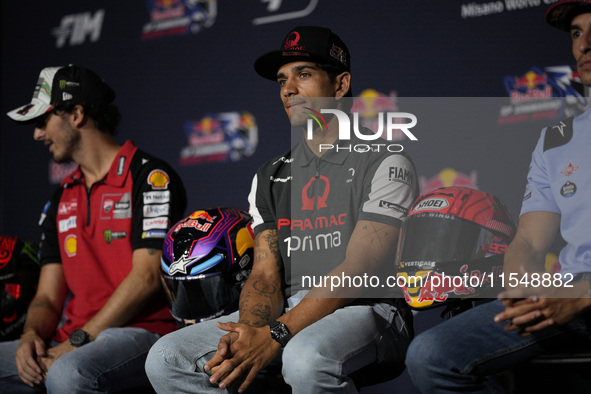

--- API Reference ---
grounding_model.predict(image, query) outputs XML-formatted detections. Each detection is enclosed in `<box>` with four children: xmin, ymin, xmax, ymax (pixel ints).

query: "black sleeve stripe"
<box><xmin>543</xmin><ymin>116</ymin><xmax>574</xmax><ymax>152</ymax></box>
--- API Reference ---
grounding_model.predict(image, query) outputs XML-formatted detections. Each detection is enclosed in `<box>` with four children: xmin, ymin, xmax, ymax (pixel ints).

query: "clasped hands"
<box><xmin>494</xmin><ymin>273</ymin><xmax>589</xmax><ymax>336</ymax></box>
<box><xmin>204</xmin><ymin>321</ymin><xmax>281</xmax><ymax>393</ymax></box>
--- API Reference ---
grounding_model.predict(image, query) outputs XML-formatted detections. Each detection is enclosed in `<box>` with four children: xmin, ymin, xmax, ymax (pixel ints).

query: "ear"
<box><xmin>334</xmin><ymin>72</ymin><xmax>351</xmax><ymax>99</ymax></box>
<box><xmin>70</xmin><ymin>105</ymin><xmax>87</xmax><ymax>128</ymax></box>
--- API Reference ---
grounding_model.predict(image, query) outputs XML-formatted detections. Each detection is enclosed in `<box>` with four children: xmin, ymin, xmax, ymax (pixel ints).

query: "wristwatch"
<box><xmin>69</xmin><ymin>329</ymin><xmax>90</xmax><ymax>347</ymax></box>
<box><xmin>269</xmin><ymin>320</ymin><xmax>291</xmax><ymax>347</ymax></box>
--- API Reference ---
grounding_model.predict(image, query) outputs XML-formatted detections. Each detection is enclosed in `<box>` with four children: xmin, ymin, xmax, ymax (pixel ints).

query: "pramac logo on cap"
<box><xmin>284</xmin><ymin>31</ymin><xmax>304</xmax><ymax>50</ymax></box>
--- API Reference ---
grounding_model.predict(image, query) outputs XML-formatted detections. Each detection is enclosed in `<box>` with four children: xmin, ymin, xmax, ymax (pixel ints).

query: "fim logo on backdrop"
<box><xmin>179</xmin><ymin>112</ymin><xmax>258</xmax><ymax>165</ymax></box>
<box><xmin>142</xmin><ymin>0</ymin><xmax>217</xmax><ymax>40</ymax></box>
<box><xmin>498</xmin><ymin>65</ymin><xmax>590</xmax><ymax>124</ymax></box>
<box><xmin>52</xmin><ymin>9</ymin><xmax>105</xmax><ymax>48</ymax></box>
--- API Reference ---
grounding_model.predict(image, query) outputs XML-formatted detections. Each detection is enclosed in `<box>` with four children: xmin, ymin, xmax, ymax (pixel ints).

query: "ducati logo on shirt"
<box><xmin>101</xmin><ymin>193</ymin><xmax>132</xmax><ymax>219</ymax></box>
<box><xmin>302</xmin><ymin>175</ymin><xmax>330</xmax><ymax>210</ymax></box>
<box><xmin>103</xmin><ymin>199</ymin><xmax>114</xmax><ymax>213</ymax></box>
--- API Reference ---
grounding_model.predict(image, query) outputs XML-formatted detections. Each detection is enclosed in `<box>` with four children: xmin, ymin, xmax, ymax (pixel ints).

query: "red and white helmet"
<box><xmin>395</xmin><ymin>187</ymin><xmax>516</xmax><ymax>310</ymax></box>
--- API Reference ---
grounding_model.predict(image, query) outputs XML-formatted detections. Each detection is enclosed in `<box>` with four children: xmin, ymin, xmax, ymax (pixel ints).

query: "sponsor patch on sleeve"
<box><xmin>143</xmin><ymin>203</ymin><xmax>170</xmax><ymax>218</ymax></box>
<box><xmin>147</xmin><ymin>170</ymin><xmax>170</xmax><ymax>190</ymax></box>
<box><xmin>58</xmin><ymin>216</ymin><xmax>77</xmax><ymax>233</ymax></box>
<box><xmin>142</xmin><ymin>230</ymin><xmax>167</xmax><ymax>239</ymax></box>
<box><xmin>143</xmin><ymin>190</ymin><xmax>171</xmax><ymax>204</ymax></box>
<box><xmin>143</xmin><ymin>217</ymin><xmax>169</xmax><ymax>231</ymax></box>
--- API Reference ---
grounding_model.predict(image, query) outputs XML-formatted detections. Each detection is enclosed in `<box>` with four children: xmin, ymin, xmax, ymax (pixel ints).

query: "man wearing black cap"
<box><xmin>146</xmin><ymin>26</ymin><xmax>417</xmax><ymax>393</ymax></box>
<box><xmin>0</xmin><ymin>65</ymin><xmax>187</xmax><ymax>393</ymax></box>
<box><xmin>405</xmin><ymin>1</ymin><xmax>591</xmax><ymax>392</ymax></box>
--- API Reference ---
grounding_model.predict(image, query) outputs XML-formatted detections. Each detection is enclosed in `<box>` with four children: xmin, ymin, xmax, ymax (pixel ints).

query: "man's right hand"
<box><xmin>15</xmin><ymin>331</ymin><xmax>47</xmax><ymax>387</ymax></box>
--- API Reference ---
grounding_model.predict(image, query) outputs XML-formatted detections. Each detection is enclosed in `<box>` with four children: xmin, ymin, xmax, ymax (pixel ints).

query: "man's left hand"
<box><xmin>494</xmin><ymin>273</ymin><xmax>591</xmax><ymax>335</ymax></box>
<box><xmin>38</xmin><ymin>341</ymin><xmax>77</xmax><ymax>378</ymax></box>
<box><xmin>495</xmin><ymin>291</ymin><xmax>589</xmax><ymax>335</ymax></box>
<box><xmin>204</xmin><ymin>321</ymin><xmax>281</xmax><ymax>393</ymax></box>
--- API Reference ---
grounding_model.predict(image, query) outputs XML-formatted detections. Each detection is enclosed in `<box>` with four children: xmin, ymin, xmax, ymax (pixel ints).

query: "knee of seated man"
<box><xmin>45</xmin><ymin>356</ymin><xmax>93</xmax><ymax>392</ymax></box>
<box><xmin>405</xmin><ymin>328</ymin><xmax>448</xmax><ymax>373</ymax></box>
<box><xmin>281</xmin><ymin>339</ymin><xmax>334</xmax><ymax>379</ymax></box>
<box><xmin>146</xmin><ymin>334</ymin><xmax>179</xmax><ymax>371</ymax></box>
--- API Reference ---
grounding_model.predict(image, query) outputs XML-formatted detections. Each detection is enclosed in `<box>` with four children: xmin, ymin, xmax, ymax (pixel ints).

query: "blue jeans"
<box><xmin>145</xmin><ymin>292</ymin><xmax>412</xmax><ymax>393</ymax></box>
<box><xmin>0</xmin><ymin>327</ymin><xmax>161</xmax><ymax>394</ymax></box>
<box><xmin>406</xmin><ymin>300</ymin><xmax>591</xmax><ymax>393</ymax></box>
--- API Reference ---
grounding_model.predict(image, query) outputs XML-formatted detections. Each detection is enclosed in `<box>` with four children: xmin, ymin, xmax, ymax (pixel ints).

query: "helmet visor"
<box><xmin>396</xmin><ymin>213</ymin><xmax>506</xmax><ymax>272</ymax></box>
<box><xmin>162</xmin><ymin>273</ymin><xmax>240</xmax><ymax>326</ymax></box>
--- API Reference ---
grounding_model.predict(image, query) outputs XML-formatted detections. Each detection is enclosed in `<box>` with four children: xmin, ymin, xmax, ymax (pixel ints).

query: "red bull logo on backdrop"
<box><xmin>49</xmin><ymin>161</ymin><xmax>79</xmax><ymax>185</ymax></box>
<box><xmin>508</xmin><ymin>71</ymin><xmax>552</xmax><ymax>103</ymax></box>
<box><xmin>419</xmin><ymin>168</ymin><xmax>478</xmax><ymax>194</ymax></box>
<box><xmin>499</xmin><ymin>65</ymin><xmax>589</xmax><ymax>124</ymax></box>
<box><xmin>142</xmin><ymin>0</ymin><xmax>216</xmax><ymax>40</ymax></box>
<box><xmin>179</xmin><ymin>111</ymin><xmax>258</xmax><ymax>165</ymax></box>
<box><xmin>350</xmin><ymin>89</ymin><xmax>409</xmax><ymax>142</ymax></box>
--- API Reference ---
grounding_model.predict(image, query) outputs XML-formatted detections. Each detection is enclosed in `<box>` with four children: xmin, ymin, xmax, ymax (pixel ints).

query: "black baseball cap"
<box><xmin>254</xmin><ymin>26</ymin><xmax>350</xmax><ymax>80</ymax></box>
<box><xmin>546</xmin><ymin>0</ymin><xmax>591</xmax><ymax>31</ymax></box>
<box><xmin>7</xmin><ymin>65</ymin><xmax>115</xmax><ymax>122</ymax></box>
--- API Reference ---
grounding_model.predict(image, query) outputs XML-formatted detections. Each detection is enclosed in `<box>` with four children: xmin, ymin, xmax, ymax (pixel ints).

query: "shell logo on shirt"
<box><xmin>148</xmin><ymin>170</ymin><xmax>170</xmax><ymax>190</ymax></box>
<box><xmin>65</xmin><ymin>234</ymin><xmax>77</xmax><ymax>257</ymax></box>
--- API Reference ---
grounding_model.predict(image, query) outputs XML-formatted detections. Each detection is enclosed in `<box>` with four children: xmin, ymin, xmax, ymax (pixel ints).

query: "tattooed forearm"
<box><xmin>267</xmin><ymin>231</ymin><xmax>282</xmax><ymax>267</ymax></box>
<box><xmin>253</xmin><ymin>280</ymin><xmax>277</xmax><ymax>297</ymax></box>
<box><xmin>238</xmin><ymin>292</ymin><xmax>274</xmax><ymax>326</ymax></box>
<box><xmin>255</xmin><ymin>230</ymin><xmax>282</xmax><ymax>267</ymax></box>
<box><xmin>251</xmin><ymin>303</ymin><xmax>272</xmax><ymax>322</ymax></box>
